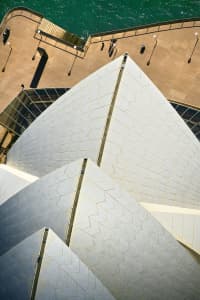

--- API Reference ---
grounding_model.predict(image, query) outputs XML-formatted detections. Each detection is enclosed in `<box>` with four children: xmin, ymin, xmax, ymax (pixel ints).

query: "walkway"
<box><xmin>0</xmin><ymin>8</ymin><xmax>200</xmax><ymax>111</ymax></box>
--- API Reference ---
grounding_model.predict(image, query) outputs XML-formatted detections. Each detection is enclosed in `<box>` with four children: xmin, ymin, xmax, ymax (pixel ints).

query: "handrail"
<box><xmin>90</xmin><ymin>17</ymin><xmax>200</xmax><ymax>37</ymax></box>
<box><xmin>0</xmin><ymin>6</ymin><xmax>43</xmax><ymax>24</ymax></box>
<box><xmin>38</xmin><ymin>29</ymin><xmax>86</xmax><ymax>51</ymax></box>
<box><xmin>0</xmin><ymin>7</ymin><xmax>43</xmax><ymax>35</ymax></box>
<box><xmin>1</xmin><ymin>7</ymin><xmax>200</xmax><ymax>51</ymax></box>
<box><xmin>0</xmin><ymin>7</ymin><xmax>86</xmax><ymax>51</ymax></box>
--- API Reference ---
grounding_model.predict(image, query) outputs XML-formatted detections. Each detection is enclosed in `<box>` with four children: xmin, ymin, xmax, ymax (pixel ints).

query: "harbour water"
<box><xmin>1</xmin><ymin>1</ymin><xmax>200</xmax><ymax>37</ymax></box>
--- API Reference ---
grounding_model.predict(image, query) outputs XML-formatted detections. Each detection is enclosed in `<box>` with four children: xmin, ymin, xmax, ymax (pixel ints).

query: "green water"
<box><xmin>1</xmin><ymin>1</ymin><xmax>200</xmax><ymax>37</ymax></box>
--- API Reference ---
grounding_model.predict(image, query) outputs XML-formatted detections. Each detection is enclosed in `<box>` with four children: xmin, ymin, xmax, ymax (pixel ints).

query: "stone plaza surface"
<box><xmin>1</xmin><ymin>9</ymin><xmax>200</xmax><ymax>111</ymax></box>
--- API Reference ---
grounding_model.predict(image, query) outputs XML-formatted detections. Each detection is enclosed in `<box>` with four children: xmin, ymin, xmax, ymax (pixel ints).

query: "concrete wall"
<box><xmin>141</xmin><ymin>202</ymin><xmax>200</xmax><ymax>254</ymax></box>
<box><xmin>70</xmin><ymin>160</ymin><xmax>200</xmax><ymax>300</ymax></box>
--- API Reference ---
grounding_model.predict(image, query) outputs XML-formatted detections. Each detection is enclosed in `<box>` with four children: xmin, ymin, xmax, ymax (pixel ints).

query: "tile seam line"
<box><xmin>97</xmin><ymin>52</ymin><xmax>128</xmax><ymax>166</ymax></box>
<box><xmin>66</xmin><ymin>158</ymin><xmax>88</xmax><ymax>246</ymax></box>
<box><xmin>30</xmin><ymin>227</ymin><xmax>49</xmax><ymax>300</ymax></box>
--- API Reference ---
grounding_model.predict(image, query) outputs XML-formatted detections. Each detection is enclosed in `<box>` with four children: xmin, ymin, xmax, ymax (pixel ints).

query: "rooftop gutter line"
<box><xmin>66</xmin><ymin>158</ymin><xmax>88</xmax><ymax>246</ymax></box>
<box><xmin>97</xmin><ymin>53</ymin><xmax>128</xmax><ymax>166</ymax></box>
<box><xmin>30</xmin><ymin>228</ymin><xmax>49</xmax><ymax>300</ymax></box>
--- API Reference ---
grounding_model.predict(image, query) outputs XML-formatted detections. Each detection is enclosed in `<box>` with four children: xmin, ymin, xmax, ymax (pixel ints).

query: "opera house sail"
<box><xmin>0</xmin><ymin>53</ymin><xmax>200</xmax><ymax>299</ymax></box>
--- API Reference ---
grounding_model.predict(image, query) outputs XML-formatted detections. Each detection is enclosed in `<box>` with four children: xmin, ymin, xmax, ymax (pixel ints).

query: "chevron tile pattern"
<box><xmin>0</xmin><ymin>55</ymin><xmax>200</xmax><ymax>299</ymax></box>
<box><xmin>0</xmin><ymin>228</ymin><xmax>114</xmax><ymax>300</ymax></box>
<box><xmin>70</xmin><ymin>160</ymin><xmax>200</xmax><ymax>300</ymax></box>
<box><xmin>0</xmin><ymin>160</ymin><xmax>82</xmax><ymax>255</ymax></box>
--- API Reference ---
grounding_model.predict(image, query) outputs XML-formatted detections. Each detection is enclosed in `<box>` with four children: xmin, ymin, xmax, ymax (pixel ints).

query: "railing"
<box><xmin>90</xmin><ymin>17</ymin><xmax>200</xmax><ymax>43</ymax></box>
<box><xmin>91</xmin><ymin>17</ymin><xmax>200</xmax><ymax>37</ymax></box>
<box><xmin>0</xmin><ymin>7</ymin><xmax>43</xmax><ymax>35</ymax></box>
<box><xmin>0</xmin><ymin>7</ymin><xmax>86</xmax><ymax>51</ymax></box>
<box><xmin>38</xmin><ymin>18</ymin><xmax>86</xmax><ymax>51</ymax></box>
<box><xmin>37</xmin><ymin>29</ymin><xmax>86</xmax><ymax>52</ymax></box>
